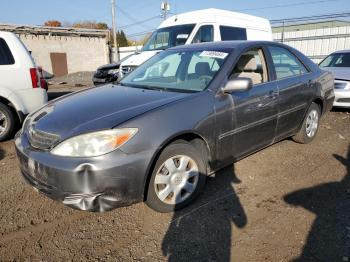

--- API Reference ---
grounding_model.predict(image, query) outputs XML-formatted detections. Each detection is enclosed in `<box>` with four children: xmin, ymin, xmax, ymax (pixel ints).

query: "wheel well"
<box><xmin>0</xmin><ymin>97</ymin><xmax>20</xmax><ymax>124</ymax></box>
<box><xmin>143</xmin><ymin>133</ymin><xmax>211</xmax><ymax>201</ymax></box>
<box><xmin>313</xmin><ymin>98</ymin><xmax>323</xmax><ymax>114</ymax></box>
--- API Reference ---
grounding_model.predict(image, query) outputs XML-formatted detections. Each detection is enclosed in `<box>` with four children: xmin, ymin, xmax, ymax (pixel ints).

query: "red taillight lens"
<box><xmin>30</xmin><ymin>68</ymin><xmax>40</xmax><ymax>88</ymax></box>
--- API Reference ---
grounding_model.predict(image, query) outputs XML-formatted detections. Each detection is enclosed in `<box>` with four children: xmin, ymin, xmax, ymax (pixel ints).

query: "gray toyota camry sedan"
<box><xmin>15</xmin><ymin>41</ymin><xmax>335</xmax><ymax>213</ymax></box>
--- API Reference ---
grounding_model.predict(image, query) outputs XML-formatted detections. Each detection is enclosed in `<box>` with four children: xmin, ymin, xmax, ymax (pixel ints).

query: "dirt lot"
<box><xmin>0</xmin><ymin>88</ymin><xmax>349</xmax><ymax>261</ymax></box>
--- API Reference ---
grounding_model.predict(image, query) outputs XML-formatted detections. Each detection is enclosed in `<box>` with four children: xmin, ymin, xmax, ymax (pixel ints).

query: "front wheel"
<box><xmin>293</xmin><ymin>102</ymin><xmax>321</xmax><ymax>144</ymax></box>
<box><xmin>146</xmin><ymin>142</ymin><xmax>207</xmax><ymax>213</ymax></box>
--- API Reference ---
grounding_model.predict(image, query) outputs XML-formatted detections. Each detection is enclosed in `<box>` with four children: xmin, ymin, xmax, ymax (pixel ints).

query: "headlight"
<box><xmin>107</xmin><ymin>69</ymin><xmax>119</xmax><ymax>75</ymax></box>
<box><xmin>51</xmin><ymin>128</ymin><xmax>138</xmax><ymax>157</ymax></box>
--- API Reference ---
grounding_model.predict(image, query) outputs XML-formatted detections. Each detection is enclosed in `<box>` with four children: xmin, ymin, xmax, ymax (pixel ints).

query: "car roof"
<box><xmin>167</xmin><ymin>40</ymin><xmax>281</xmax><ymax>52</ymax></box>
<box><xmin>331</xmin><ymin>49</ymin><xmax>350</xmax><ymax>54</ymax></box>
<box><xmin>159</xmin><ymin>8</ymin><xmax>271</xmax><ymax>31</ymax></box>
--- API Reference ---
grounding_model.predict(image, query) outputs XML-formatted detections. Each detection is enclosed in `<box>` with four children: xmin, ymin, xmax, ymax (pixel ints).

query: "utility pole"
<box><xmin>111</xmin><ymin>0</ymin><xmax>119</xmax><ymax>61</ymax></box>
<box><xmin>161</xmin><ymin>1</ymin><xmax>170</xmax><ymax>20</ymax></box>
<box><xmin>281</xmin><ymin>20</ymin><xmax>285</xmax><ymax>43</ymax></box>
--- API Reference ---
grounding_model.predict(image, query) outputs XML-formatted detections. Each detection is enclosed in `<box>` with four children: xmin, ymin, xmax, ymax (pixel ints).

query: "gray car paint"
<box><xmin>15</xmin><ymin>41</ymin><xmax>335</xmax><ymax>212</ymax></box>
<box><xmin>323</xmin><ymin>67</ymin><xmax>350</xmax><ymax>81</ymax></box>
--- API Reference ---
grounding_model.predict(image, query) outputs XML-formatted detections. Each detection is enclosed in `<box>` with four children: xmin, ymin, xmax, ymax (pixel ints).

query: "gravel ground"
<box><xmin>0</xmin><ymin>88</ymin><xmax>349</xmax><ymax>261</ymax></box>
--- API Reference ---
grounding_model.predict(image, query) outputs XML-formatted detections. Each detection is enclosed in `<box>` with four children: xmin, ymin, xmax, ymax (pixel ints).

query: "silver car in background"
<box><xmin>320</xmin><ymin>50</ymin><xmax>350</xmax><ymax>108</ymax></box>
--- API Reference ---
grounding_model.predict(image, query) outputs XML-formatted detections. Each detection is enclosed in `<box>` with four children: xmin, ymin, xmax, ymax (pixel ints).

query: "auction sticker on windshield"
<box><xmin>200</xmin><ymin>51</ymin><xmax>228</xmax><ymax>59</ymax></box>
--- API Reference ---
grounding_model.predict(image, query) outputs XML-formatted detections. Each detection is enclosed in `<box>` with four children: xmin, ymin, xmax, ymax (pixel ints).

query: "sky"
<box><xmin>0</xmin><ymin>0</ymin><xmax>349</xmax><ymax>40</ymax></box>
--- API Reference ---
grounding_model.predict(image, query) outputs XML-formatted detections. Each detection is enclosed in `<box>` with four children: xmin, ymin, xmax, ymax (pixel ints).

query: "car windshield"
<box><xmin>142</xmin><ymin>24</ymin><xmax>196</xmax><ymax>51</ymax></box>
<box><xmin>320</xmin><ymin>53</ymin><xmax>350</xmax><ymax>68</ymax></box>
<box><xmin>120</xmin><ymin>49</ymin><xmax>230</xmax><ymax>92</ymax></box>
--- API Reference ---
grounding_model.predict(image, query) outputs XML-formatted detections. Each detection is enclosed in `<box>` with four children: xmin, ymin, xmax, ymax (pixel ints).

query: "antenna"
<box><xmin>161</xmin><ymin>1</ymin><xmax>171</xmax><ymax>20</ymax></box>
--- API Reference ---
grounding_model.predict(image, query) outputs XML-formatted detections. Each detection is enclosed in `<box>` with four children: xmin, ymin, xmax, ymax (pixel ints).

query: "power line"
<box><xmin>115</xmin><ymin>4</ymin><xmax>155</xmax><ymax>30</ymax></box>
<box><xmin>126</xmin><ymin>29</ymin><xmax>155</xmax><ymax>38</ymax></box>
<box><xmin>238</xmin><ymin>0</ymin><xmax>343</xmax><ymax>12</ymax></box>
<box><xmin>117</xmin><ymin>16</ymin><xmax>160</xmax><ymax>30</ymax></box>
<box><xmin>270</xmin><ymin>11</ymin><xmax>350</xmax><ymax>23</ymax></box>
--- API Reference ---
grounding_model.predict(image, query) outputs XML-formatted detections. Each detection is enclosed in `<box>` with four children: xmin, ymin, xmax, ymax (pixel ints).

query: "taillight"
<box><xmin>30</xmin><ymin>68</ymin><xmax>40</xmax><ymax>88</ymax></box>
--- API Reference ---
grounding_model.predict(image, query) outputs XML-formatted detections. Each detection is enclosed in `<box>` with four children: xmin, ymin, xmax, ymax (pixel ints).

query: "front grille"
<box><xmin>94</xmin><ymin>70</ymin><xmax>108</xmax><ymax>78</ymax></box>
<box><xmin>27</xmin><ymin>127</ymin><xmax>60</xmax><ymax>150</ymax></box>
<box><xmin>337</xmin><ymin>98</ymin><xmax>350</xmax><ymax>103</ymax></box>
<box><xmin>334</xmin><ymin>82</ymin><xmax>348</xmax><ymax>89</ymax></box>
<box><xmin>121</xmin><ymin>65</ymin><xmax>137</xmax><ymax>76</ymax></box>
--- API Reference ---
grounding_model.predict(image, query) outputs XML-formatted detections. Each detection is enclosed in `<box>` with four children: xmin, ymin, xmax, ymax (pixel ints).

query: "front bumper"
<box><xmin>92</xmin><ymin>76</ymin><xmax>109</xmax><ymax>86</ymax></box>
<box><xmin>15</xmin><ymin>132</ymin><xmax>151</xmax><ymax>212</ymax></box>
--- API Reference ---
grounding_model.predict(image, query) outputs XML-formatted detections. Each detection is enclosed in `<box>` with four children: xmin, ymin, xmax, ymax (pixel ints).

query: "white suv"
<box><xmin>0</xmin><ymin>31</ymin><xmax>47</xmax><ymax>141</ymax></box>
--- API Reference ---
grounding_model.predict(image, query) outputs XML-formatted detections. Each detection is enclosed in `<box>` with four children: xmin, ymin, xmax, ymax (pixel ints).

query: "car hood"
<box><xmin>323</xmin><ymin>67</ymin><xmax>350</xmax><ymax>81</ymax></box>
<box><xmin>121</xmin><ymin>51</ymin><xmax>160</xmax><ymax>66</ymax></box>
<box><xmin>97</xmin><ymin>62</ymin><xmax>120</xmax><ymax>71</ymax></box>
<box><xmin>33</xmin><ymin>84</ymin><xmax>190</xmax><ymax>139</ymax></box>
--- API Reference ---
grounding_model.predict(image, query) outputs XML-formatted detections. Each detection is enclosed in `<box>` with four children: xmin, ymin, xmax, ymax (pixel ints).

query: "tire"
<box><xmin>146</xmin><ymin>141</ymin><xmax>207</xmax><ymax>213</ymax></box>
<box><xmin>293</xmin><ymin>102</ymin><xmax>321</xmax><ymax>144</ymax></box>
<box><xmin>0</xmin><ymin>103</ymin><xmax>15</xmax><ymax>142</ymax></box>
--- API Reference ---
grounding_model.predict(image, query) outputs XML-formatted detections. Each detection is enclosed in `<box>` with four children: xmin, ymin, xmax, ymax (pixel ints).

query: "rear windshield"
<box><xmin>319</xmin><ymin>53</ymin><xmax>350</xmax><ymax>68</ymax></box>
<box><xmin>0</xmin><ymin>38</ymin><xmax>15</xmax><ymax>65</ymax></box>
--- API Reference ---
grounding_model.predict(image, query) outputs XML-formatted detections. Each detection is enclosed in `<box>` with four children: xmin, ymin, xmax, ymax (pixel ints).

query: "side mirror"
<box><xmin>222</xmin><ymin>77</ymin><xmax>253</xmax><ymax>93</ymax></box>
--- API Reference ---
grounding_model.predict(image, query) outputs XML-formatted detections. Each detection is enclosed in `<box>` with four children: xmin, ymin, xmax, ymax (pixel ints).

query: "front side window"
<box><xmin>142</xmin><ymin>24</ymin><xmax>195</xmax><ymax>51</ymax></box>
<box><xmin>0</xmin><ymin>38</ymin><xmax>15</xmax><ymax>65</ymax></box>
<box><xmin>269</xmin><ymin>46</ymin><xmax>308</xmax><ymax>80</ymax></box>
<box><xmin>220</xmin><ymin>26</ymin><xmax>247</xmax><ymax>41</ymax></box>
<box><xmin>230</xmin><ymin>48</ymin><xmax>268</xmax><ymax>85</ymax></box>
<box><xmin>121</xmin><ymin>50</ymin><xmax>230</xmax><ymax>92</ymax></box>
<box><xmin>192</xmin><ymin>25</ymin><xmax>214</xmax><ymax>43</ymax></box>
<box><xmin>319</xmin><ymin>53</ymin><xmax>350</xmax><ymax>68</ymax></box>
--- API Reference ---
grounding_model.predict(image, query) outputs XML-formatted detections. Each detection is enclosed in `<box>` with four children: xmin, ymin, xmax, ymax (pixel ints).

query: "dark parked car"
<box><xmin>15</xmin><ymin>41</ymin><xmax>335</xmax><ymax>213</ymax></box>
<box><xmin>92</xmin><ymin>54</ymin><xmax>133</xmax><ymax>86</ymax></box>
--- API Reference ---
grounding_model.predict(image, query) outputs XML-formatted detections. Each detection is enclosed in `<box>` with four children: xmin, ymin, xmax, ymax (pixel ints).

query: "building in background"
<box><xmin>273</xmin><ymin>20</ymin><xmax>350</xmax><ymax>63</ymax></box>
<box><xmin>0</xmin><ymin>24</ymin><xmax>110</xmax><ymax>77</ymax></box>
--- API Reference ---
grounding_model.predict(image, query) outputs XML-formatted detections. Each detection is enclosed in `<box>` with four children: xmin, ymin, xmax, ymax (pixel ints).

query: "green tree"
<box><xmin>116</xmin><ymin>30</ymin><xmax>129</xmax><ymax>47</ymax></box>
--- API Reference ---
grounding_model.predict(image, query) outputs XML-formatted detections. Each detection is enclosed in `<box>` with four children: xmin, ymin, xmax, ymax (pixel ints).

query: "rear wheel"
<box><xmin>0</xmin><ymin>103</ymin><xmax>15</xmax><ymax>142</ymax></box>
<box><xmin>293</xmin><ymin>102</ymin><xmax>321</xmax><ymax>144</ymax></box>
<box><xmin>146</xmin><ymin>142</ymin><xmax>207</xmax><ymax>213</ymax></box>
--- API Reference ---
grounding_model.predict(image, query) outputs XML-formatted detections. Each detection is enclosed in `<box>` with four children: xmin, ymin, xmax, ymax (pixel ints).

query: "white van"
<box><xmin>119</xmin><ymin>8</ymin><xmax>272</xmax><ymax>76</ymax></box>
<box><xmin>0</xmin><ymin>31</ymin><xmax>47</xmax><ymax>141</ymax></box>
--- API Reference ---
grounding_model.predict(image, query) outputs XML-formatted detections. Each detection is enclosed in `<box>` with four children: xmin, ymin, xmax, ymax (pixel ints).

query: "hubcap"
<box><xmin>0</xmin><ymin>111</ymin><xmax>7</xmax><ymax>136</ymax></box>
<box><xmin>306</xmin><ymin>109</ymin><xmax>319</xmax><ymax>138</ymax></box>
<box><xmin>154</xmin><ymin>155</ymin><xmax>199</xmax><ymax>205</ymax></box>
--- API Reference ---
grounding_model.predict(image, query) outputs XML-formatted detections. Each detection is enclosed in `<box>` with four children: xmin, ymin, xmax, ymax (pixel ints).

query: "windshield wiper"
<box><xmin>120</xmin><ymin>83</ymin><xmax>165</xmax><ymax>91</ymax></box>
<box><xmin>139</xmin><ymin>85</ymin><xmax>166</xmax><ymax>91</ymax></box>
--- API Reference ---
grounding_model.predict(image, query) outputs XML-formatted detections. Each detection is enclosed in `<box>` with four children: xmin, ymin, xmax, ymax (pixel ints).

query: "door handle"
<box><xmin>269</xmin><ymin>90</ymin><xmax>278</xmax><ymax>99</ymax></box>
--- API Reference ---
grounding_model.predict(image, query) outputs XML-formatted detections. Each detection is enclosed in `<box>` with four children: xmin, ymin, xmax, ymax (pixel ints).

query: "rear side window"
<box><xmin>220</xmin><ymin>26</ymin><xmax>247</xmax><ymax>41</ymax></box>
<box><xmin>0</xmin><ymin>38</ymin><xmax>15</xmax><ymax>65</ymax></box>
<box><xmin>269</xmin><ymin>46</ymin><xmax>308</xmax><ymax>80</ymax></box>
<box><xmin>192</xmin><ymin>25</ymin><xmax>214</xmax><ymax>43</ymax></box>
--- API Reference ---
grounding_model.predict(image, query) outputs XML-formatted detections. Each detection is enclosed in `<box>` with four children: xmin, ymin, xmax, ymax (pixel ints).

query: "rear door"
<box><xmin>267</xmin><ymin>46</ymin><xmax>314</xmax><ymax>140</ymax></box>
<box><xmin>226</xmin><ymin>46</ymin><xmax>278</xmax><ymax>159</ymax></box>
